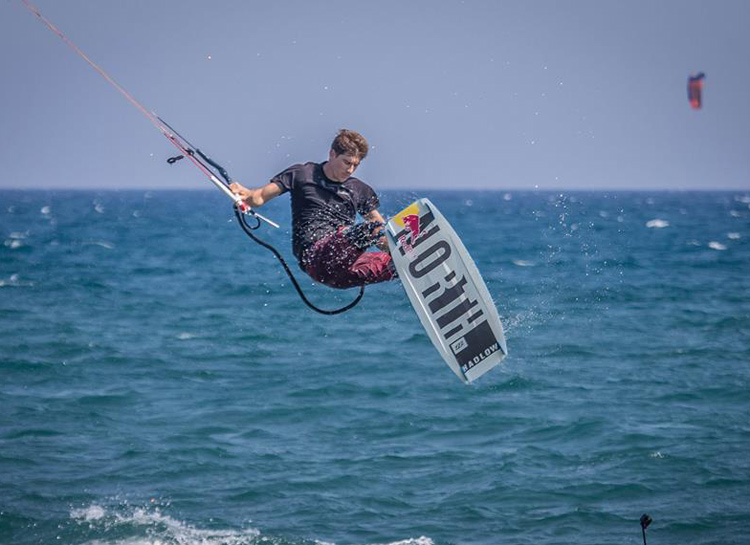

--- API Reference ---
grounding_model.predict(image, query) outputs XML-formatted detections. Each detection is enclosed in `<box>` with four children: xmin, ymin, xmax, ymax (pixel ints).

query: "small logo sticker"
<box><xmin>451</xmin><ymin>337</ymin><xmax>468</xmax><ymax>355</ymax></box>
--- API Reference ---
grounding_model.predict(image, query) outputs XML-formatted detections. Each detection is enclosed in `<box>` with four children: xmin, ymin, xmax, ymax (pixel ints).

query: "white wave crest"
<box><xmin>0</xmin><ymin>274</ymin><xmax>34</xmax><ymax>288</ymax></box>
<box><xmin>83</xmin><ymin>241</ymin><xmax>115</xmax><ymax>250</ymax></box>
<box><xmin>69</xmin><ymin>505</ymin><xmax>433</xmax><ymax>545</ymax></box>
<box><xmin>708</xmin><ymin>241</ymin><xmax>727</xmax><ymax>251</ymax></box>
<box><xmin>4</xmin><ymin>239</ymin><xmax>24</xmax><ymax>249</ymax></box>
<box><xmin>371</xmin><ymin>538</ymin><xmax>434</xmax><ymax>545</ymax></box>
<box><xmin>71</xmin><ymin>505</ymin><xmax>106</xmax><ymax>521</ymax></box>
<box><xmin>645</xmin><ymin>219</ymin><xmax>669</xmax><ymax>229</ymax></box>
<box><xmin>72</xmin><ymin>504</ymin><xmax>261</xmax><ymax>545</ymax></box>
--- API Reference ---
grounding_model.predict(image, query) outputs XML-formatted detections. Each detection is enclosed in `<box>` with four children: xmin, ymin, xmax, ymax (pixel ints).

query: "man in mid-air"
<box><xmin>230</xmin><ymin>129</ymin><xmax>395</xmax><ymax>289</ymax></box>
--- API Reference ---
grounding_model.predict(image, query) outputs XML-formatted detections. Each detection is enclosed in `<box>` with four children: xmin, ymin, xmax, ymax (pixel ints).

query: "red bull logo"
<box><xmin>398</xmin><ymin>214</ymin><xmax>421</xmax><ymax>253</ymax></box>
<box><xmin>403</xmin><ymin>214</ymin><xmax>420</xmax><ymax>238</ymax></box>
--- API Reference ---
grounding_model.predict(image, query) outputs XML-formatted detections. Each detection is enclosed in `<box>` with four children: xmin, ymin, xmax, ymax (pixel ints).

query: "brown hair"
<box><xmin>331</xmin><ymin>129</ymin><xmax>369</xmax><ymax>160</ymax></box>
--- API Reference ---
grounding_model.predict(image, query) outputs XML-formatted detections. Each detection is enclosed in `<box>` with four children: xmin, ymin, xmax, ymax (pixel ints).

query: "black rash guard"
<box><xmin>270</xmin><ymin>162</ymin><xmax>380</xmax><ymax>262</ymax></box>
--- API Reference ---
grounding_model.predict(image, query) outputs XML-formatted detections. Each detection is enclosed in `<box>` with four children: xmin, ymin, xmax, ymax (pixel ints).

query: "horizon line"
<box><xmin>1</xmin><ymin>186</ymin><xmax>749</xmax><ymax>193</ymax></box>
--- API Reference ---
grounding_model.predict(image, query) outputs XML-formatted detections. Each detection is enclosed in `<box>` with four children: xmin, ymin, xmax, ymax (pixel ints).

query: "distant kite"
<box><xmin>687</xmin><ymin>72</ymin><xmax>705</xmax><ymax>109</ymax></box>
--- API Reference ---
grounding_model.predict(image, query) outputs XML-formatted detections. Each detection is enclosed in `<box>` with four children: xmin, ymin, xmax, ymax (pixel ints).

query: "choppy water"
<box><xmin>1</xmin><ymin>190</ymin><xmax>749</xmax><ymax>545</ymax></box>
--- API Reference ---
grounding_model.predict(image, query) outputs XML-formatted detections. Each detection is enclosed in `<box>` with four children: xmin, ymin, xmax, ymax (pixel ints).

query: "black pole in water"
<box><xmin>640</xmin><ymin>513</ymin><xmax>653</xmax><ymax>545</ymax></box>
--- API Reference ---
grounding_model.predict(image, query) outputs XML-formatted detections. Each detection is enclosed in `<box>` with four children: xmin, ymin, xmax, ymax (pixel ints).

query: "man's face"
<box><xmin>327</xmin><ymin>151</ymin><xmax>361</xmax><ymax>182</ymax></box>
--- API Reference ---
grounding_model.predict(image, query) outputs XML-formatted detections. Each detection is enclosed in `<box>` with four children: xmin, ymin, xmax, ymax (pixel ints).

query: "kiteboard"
<box><xmin>385</xmin><ymin>199</ymin><xmax>507</xmax><ymax>383</ymax></box>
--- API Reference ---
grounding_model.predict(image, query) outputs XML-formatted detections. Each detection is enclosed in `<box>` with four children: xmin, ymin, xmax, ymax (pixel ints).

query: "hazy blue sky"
<box><xmin>2</xmin><ymin>0</ymin><xmax>749</xmax><ymax>190</ymax></box>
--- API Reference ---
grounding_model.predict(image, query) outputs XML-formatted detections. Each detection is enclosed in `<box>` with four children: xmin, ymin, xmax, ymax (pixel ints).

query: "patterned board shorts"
<box><xmin>302</xmin><ymin>223</ymin><xmax>396</xmax><ymax>289</ymax></box>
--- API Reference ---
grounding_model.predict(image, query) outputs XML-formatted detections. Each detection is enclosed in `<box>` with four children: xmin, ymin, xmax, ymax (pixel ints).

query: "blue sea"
<box><xmin>1</xmin><ymin>189</ymin><xmax>749</xmax><ymax>545</ymax></box>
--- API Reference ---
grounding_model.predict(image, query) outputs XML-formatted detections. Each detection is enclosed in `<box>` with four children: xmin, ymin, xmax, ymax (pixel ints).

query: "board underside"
<box><xmin>386</xmin><ymin>199</ymin><xmax>507</xmax><ymax>383</ymax></box>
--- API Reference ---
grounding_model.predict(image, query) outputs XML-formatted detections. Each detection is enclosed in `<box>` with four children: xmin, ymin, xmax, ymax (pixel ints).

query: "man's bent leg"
<box><xmin>349</xmin><ymin>251</ymin><xmax>395</xmax><ymax>286</ymax></box>
<box><xmin>304</xmin><ymin>229</ymin><xmax>395</xmax><ymax>289</ymax></box>
<box><xmin>304</xmin><ymin>229</ymin><xmax>362</xmax><ymax>289</ymax></box>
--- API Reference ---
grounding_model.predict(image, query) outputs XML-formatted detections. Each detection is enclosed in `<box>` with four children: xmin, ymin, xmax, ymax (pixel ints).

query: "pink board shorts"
<box><xmin>303</xmin><ymin>227</ymin><xmax>395</xmax><ymax>289</ymax></box>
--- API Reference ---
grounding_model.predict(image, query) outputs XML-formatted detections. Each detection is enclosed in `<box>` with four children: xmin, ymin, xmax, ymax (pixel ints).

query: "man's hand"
<box><xmin>229</xmin><ymin>182</ymin><xmax>252</xmax><ymax>200</ymax></box>
<box><xmin>376</xmin><ymin>234</ymin><xmax>390</xmax><ymax>253</ymax></box>
<box><xmin>364</xmin><ymin>210</ymin><xmax>389</xmax><ymax>253</ymax></box>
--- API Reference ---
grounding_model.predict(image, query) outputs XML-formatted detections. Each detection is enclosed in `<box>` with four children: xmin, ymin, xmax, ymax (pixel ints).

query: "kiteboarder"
<box><xmin>229</xmin><ymin>129</ymin><xmax>395</xmax><ymax>289</ymax></box>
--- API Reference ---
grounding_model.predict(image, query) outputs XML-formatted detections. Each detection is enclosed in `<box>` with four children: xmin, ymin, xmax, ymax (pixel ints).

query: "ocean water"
<box><xmin>1</xmin><ymin>189</ymin><xmax>749</xmax><ymax>545</ymax></box>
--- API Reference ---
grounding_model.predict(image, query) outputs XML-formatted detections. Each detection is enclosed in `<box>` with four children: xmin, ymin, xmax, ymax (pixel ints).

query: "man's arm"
<box><xmin>364</xmin><ymin>209</ymin><xmax>389</xmax><ymax>252</ymax></box>
<box><xmin>229</xmin><ymin>181</ymin><xmax>282</xmax><ymax>208</ymax></box>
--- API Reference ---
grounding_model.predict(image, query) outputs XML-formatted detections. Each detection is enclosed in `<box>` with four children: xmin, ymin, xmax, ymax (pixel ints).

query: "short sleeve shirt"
<box><xmin>271</xmin><ymin>162</ymin><xmax>380</xmax><ymax>260</ymax></box>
